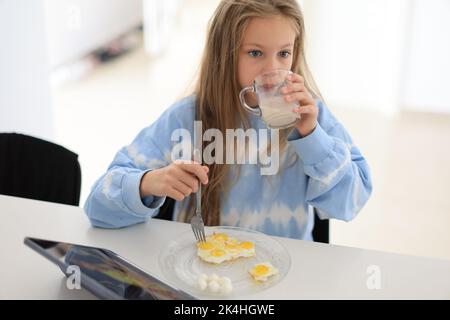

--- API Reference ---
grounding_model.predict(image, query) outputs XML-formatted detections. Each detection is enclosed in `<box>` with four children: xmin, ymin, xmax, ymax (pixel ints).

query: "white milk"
<box><xmin>259</xmin><ymin>95</ymin><xmax>300</xmax><ymax>129</ymax></box>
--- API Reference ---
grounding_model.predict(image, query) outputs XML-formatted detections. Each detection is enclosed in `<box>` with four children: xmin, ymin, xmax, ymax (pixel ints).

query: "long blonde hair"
<box><xmin>182</xmin><ymin>0</ymin><xmax>322</xmax><ymax>226</ymax></box>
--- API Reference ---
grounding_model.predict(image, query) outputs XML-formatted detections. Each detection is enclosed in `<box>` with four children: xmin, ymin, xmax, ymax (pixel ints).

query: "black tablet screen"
<box><xmin>24</xmin><ymin>237</ymin><xmax>196</xmax><ymax>300</ymax></box>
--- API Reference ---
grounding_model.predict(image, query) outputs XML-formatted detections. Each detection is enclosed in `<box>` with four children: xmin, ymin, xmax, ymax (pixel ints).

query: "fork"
<box><xmin>190</xmin><ymin>149</ymin><xmax>206</xmax><ymax>242</ymax></box>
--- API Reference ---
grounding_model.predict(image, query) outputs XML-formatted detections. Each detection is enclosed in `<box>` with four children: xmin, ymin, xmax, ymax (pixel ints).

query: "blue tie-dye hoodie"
<box><xmin>84</xmin><ymin>95</ymin><xmax>372</xmax><ymax>240</ymax></box>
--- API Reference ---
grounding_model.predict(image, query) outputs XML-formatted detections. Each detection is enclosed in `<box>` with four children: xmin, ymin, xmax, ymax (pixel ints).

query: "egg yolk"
<box><xmin>253</xmin><ymin>265</ymin><xmax>270</xmax><ymax>276</ymax></box>
<box><xmin>212</xmin><ymin>233</ymin><xmax>229</xmax><ymax>242</ymax></box>
<box><xmin>210</xmin><ymin>249</ymin><xmax>227</xmax><ymax>257</ymax></box>
<box><xmin>240</xmin><ymin>242</ymin><xmax>254</xmax><ymax>250</ymax></box>
<box><xmin>226</xmin><ymin>238</ymin><xmax>238</xmax><ymax>245</ymax></box>
<box><xmin>197</xmin><ymin>241</ymin><xmax>214</xmax><ymax>250</ymax></box>
<box><xmin>225</xmin><ymin>242</ymin><xmax>239</xmax><ymax>250</ymax></box>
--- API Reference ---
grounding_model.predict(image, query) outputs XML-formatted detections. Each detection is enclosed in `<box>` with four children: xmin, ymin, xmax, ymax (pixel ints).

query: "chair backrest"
<box><xmin>155</xmin><ymin>198</ymin><xmax>329</xmax><ymax>243</ymax></box>
<box><xmin>0</xmin><ymin>133</ymin><xmax>82</xmax><ymax>206</ymax></box>
<box><xmin>312</xmin><ymin>209</ymin><xmax>329</xmax><ymax>243</ymax></box>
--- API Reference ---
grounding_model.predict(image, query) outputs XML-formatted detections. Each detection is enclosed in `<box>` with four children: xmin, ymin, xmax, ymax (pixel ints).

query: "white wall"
<box><xmin>302</xmin><ymin>0</ymin><xmax>450</xmax><ymax>115</ymax></box>
<box><xmin>0</xmin><ymin>0</ymin><xmax>54</xmax><ymax>141</ymax></box>
<box><xmin>401</xmin><ymin>0</ymin><xmax>450</xmax><ymax>113</ymax></box>
<box><xmin>44</xmin><ymin>0</ymin><xmax>143</xmax><ymax>68</ymax></box>
<box><xmin>302</xmin><ymin>0</ymin><xmax>410</xmax><ymax>115</ymax></box>
<box><xmin>143</xmin><ymin>0</ymin><xmax>182</xmax><ymax>55</ymax></box>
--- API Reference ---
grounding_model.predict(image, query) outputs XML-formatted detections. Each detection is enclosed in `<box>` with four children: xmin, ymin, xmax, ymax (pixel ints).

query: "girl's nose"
<box><xmin>263</xmin><ymin>56</ymin><xmax>281</xmax><ymax>73</ymax></box>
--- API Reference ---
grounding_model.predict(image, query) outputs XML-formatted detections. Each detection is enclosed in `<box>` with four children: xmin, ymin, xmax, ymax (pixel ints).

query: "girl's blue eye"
<box><xmin>279</xmin><ymin>51</ymin><xmax>291</xmax><ymax>58</ymax></box>
<box><xmin>248</xmin><ymin>50</ymin><xmax>262</xmax><ymax>57</ymax></box>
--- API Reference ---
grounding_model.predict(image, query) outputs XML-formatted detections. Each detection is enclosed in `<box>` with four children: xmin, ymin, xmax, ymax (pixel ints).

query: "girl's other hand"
<box><xmin>139</xmin><ymin>160</ymin><xmax>209</xmax><ymax>201</ymax></box>
<box><xmin>281</xmin><ymin>73</ymin><xmax>318</xmax><ymax>137</ymax></box>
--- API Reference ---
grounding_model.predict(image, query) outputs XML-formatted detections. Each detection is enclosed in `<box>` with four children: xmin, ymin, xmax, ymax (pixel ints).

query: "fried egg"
<box><xmin>224</xmin><ymin>240</ymin><xmax>241</xmax><ymax>258</ymax></box>
<box><xmin>199</xmin><ymin>247</ymin><xmax>231</xmax><ymax>264</ymax></box>
<box><xmin>196</xmin><ymin>241</ymin><xmax>215</xmax><ymax>261</ymax></box>
<box><xmin>248</xmin><ymin>262</ymin><xmax>279</xmax><ymax>282</ymax></box>
<box><xmin>237</xmin><ymin>241</ymin><xmax>256</xmax><ymax>258</ymax></box>
<box><xmin>209</xmin><ymin>232</ymin><xmax>229</xmax><ymax>243</ymax></box>
<box><xmin>196</xmin><ymin>232</ymin><xmax>256</xmax><ymax>264</ymax></box>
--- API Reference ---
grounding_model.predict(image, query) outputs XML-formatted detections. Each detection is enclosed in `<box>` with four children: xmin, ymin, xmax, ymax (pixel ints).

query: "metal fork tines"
<box><xmin>191</xmin><ymin>210</ymin><xmax>206</xmax><ymax>242</ymax></box>
<box><xmin>190</xmin><ymin>149</ymin><xmax>206</xmax><ymax>242</ymax></box>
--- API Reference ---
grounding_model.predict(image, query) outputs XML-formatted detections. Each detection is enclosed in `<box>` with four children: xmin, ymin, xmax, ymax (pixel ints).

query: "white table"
<box><xmin>1</xmin><ymin>194</ymin><xmax>449</xmax><ymax>299</ymax></box>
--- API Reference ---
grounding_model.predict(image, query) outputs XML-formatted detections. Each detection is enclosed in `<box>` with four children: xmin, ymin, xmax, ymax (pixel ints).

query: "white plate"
<box><xmin>158</xmin><ymin>226</ymin><xmax>291</xmax><ymax>299</ymax></box>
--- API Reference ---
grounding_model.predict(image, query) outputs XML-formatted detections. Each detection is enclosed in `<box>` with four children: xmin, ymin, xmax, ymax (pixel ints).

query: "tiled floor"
<box><xmin>51</xmin><ymin>0</ymin><xmax>450</xmax><ymax>261</ymax></box>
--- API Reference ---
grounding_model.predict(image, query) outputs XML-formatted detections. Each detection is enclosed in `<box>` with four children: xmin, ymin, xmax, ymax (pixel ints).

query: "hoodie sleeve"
<box><xmin>83</xmin><ymin>97</ymin><xmax>195</xmax><ymax>228</ymax></box>
<box><xmin>288</xmin><ymin>100</ymin><xmax>373</xmax><ymax>222</ymax></box>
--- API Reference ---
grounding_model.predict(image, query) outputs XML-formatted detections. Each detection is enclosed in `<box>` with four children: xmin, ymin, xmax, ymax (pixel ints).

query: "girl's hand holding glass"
<box><xmin>282</xmin><ymin>73</ymin><xmax>318</xmax><ymax>137</ymax></box>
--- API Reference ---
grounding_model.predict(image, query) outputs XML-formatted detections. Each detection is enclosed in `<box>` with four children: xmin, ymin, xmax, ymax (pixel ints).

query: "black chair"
<box><xmin>312</xmin><ymin>209</ymin><xmax>329</xmax><ymax>244</ymax></box>
<box><xmin>155</xmin><ymin>198</ymin><xmax>329</xmax><ymax>243</ymax></box>
<box><xmin>0</xmin><ymin>133</ymin><xmax>82</xmax><ymax>206</ymax></box>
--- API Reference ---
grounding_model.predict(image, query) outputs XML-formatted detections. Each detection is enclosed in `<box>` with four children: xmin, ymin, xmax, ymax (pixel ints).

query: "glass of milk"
<box><xmin>239</xmin><ymin>69</ymin><xmax>301</xmax><ymax>129</ymax></box>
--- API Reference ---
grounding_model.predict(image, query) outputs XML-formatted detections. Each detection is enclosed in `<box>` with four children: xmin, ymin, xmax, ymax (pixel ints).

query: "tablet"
<box><xmin>24</xmin><ymin>237</ymin><xmax>197</xmax><ymax>300</ymax></box>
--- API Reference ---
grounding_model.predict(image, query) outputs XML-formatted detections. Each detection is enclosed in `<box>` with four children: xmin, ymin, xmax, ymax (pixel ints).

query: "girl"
<box><xmin>84</xmin><ymin>0</ymin><xmax>372</xmax><ymax>240</ymax></box>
